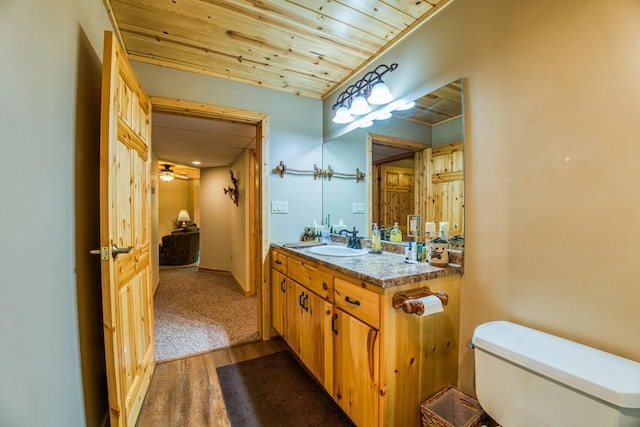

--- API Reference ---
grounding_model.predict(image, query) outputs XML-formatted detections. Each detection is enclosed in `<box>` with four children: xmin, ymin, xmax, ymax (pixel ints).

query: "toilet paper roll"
<box><xmin>414</xmin><ymin>295</ymin><xmax>444</xmax><ymax>317</ymax></box>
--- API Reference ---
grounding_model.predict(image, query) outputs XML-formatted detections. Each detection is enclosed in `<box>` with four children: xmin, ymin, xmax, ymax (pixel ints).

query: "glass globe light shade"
<box><xmin>367</xmin><ymin>81</ymin><xmax>393</xmax><ymax>105</ymax></box>
<box><xmin>349</xmin><ymin>95</ymin><xmax>372</xmax><ymax>115</ymax></box>
<box><xmin>332</xmin><ymin>105</ymin><xmax>354</xmax><ymax>124</ymax></box>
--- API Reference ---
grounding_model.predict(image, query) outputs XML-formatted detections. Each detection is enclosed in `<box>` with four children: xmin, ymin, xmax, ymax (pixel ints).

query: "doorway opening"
<box><xmin>151</xmin><ymin>97</ymin><xmax>269</xmax><ymax>360</ymax></box>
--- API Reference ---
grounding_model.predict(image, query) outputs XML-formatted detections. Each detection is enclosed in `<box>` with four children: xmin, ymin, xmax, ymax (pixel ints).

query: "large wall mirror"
<box><xmin>322</xmin><ymin>79</ymin><xmax>464</xmax><ymax>243</ymax></box>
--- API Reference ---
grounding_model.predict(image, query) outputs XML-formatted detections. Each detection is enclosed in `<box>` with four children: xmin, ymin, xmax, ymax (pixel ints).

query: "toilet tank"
<box><xmin>472</xmin><ymin>321</ymin><xmax>640</xmax><ymax>427</ymax></box>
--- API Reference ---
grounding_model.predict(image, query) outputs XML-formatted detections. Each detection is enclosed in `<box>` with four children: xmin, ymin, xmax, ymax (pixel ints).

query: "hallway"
<box><xmin>154</xmin><ymin>267</ymin><xmax>258</xmax><ymax>361</ymax></box>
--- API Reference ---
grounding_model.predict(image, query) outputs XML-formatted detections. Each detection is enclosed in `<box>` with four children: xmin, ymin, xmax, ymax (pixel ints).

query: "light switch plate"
<box><xmin>271</xmin><ymin>200</ymin><xmax>289</xmax><ymax>214</ymax></box>
<box><xmin>352</xmin><ymin>202</ymin><xmax>365</xmax><ymax>214</ymax></box>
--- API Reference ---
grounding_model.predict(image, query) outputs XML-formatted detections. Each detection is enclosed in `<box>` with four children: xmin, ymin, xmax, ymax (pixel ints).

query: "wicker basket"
<box><xmin>421</xmin><ymin>386</ymin><xmax>486</xmax><ymax>427</ymax></box>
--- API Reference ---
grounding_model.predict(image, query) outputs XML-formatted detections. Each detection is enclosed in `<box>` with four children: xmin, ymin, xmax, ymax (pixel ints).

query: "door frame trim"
<box><xmin>150</xmin><ymin>96</ymin><xmax>269</xmax><ymax>339</ymax></box>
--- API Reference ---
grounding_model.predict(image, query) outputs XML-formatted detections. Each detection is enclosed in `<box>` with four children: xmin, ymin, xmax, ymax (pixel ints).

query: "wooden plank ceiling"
<box><xmin>105</xmin><ymin>0</ymin><xmax>451</xmax><ymax>99</ymax></box>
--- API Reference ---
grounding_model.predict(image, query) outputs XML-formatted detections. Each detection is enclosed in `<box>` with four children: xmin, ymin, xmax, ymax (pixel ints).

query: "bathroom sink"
<box><xmin>307</xmin><ymin>245</ymin><xmax>369</xmax><ymax>257</ymax></box>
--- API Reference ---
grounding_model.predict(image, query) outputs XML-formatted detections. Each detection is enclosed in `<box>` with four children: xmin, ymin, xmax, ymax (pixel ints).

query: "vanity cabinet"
<box><xmin>270</xmin><ymin>247</ymin><xmax>461</xmax><ymax>427</ymax></box>
<box><xmin>273</xmin><ymin>251</ymin><xmax>334</xmax><ymax>393</ymax></box>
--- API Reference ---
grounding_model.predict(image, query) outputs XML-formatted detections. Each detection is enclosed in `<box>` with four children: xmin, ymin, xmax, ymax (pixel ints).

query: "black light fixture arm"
<box><xmin>331</xmin><ymin>63</ymin><xmax>398</xmax><ymax>110</ymax></box>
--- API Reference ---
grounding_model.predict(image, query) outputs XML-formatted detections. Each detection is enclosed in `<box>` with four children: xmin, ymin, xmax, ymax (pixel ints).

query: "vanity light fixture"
<box><xmin>331</xmin><ymin>63</ymin><xmax>398</xmax><ymax>124</ymax></box>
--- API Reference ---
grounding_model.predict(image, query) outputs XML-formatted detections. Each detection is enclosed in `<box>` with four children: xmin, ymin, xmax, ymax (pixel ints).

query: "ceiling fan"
<box><xmin>158</xmin><ymin>163</ymin><xmax>189</xmax><ymax>182</ymax></box>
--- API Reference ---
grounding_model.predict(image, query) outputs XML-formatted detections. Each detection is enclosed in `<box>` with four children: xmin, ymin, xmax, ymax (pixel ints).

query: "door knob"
<box><xmin>89</xmin><ymin>244</ymin><xmax>133</xmax><ymax>260</ymax></box>
<box><xmin>111</xmin><ymin>244</ymin><xmax>133</xmax><ymax>259</ymax></box>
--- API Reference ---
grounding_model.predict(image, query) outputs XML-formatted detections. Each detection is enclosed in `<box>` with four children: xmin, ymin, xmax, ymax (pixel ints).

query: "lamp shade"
<box><xmin>176</xmin><ymin>210</ymin><xmax>191</xmax><ymax>223</ymax></box>
<box><xmin>332</xmin><ymin>105</ymin><xmax>354</xmax><ymax>124</ymax></box>
<box><xmin>349</xmin><ymin>95</ymin><xmax>372</xmax><ymax>115</ymax></box>
<box><xmin>367</xmin><ymin>81</ymin><xmax>393</xmax><ymax>105</ymax></box>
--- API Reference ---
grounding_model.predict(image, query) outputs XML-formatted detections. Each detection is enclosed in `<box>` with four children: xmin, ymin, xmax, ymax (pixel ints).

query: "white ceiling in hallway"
<box><xmin>152</xmin><ymin>112</ymin><xmax>257</xmax><ymax>170</ymax></box>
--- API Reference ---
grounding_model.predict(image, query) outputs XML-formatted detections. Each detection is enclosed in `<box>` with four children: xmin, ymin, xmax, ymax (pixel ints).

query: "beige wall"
<box><xmin>157</xmin><ymin>178</ymin><xmax>198</xmax><ymax>237</ymax></box>
<box><xmin>454</xmin><ymin>0</ymin><xmax>640</xmax><ymax>392</ymax></box>
<box><xmin>200</xmin><ymin>167</ymin><xmax>233</xmax><ymax>270</ymax></box>
<box><xmin>229</xmin><ymin>151</ymin><xmax>251</xmax><ymax>293</ymax></box>
<box><xmin>326</xmin><ymin>0</ymin><xmax>640</xmax><ymax>395</ymax></box>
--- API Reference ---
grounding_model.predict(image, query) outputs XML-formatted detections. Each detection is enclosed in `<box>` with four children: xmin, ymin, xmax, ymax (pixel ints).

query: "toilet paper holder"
<box><xmin>392</xmin><ymin>287</ymin><xmax>449</xmax><ymax>316</ymax></box>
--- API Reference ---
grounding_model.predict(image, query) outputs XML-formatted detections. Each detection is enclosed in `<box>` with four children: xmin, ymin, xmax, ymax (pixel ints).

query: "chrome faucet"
<box><xmin>338</xmin><ymin>227</ymin><xmax>362</xmax><ymax>249</ymax></box>
<box><xmin>379</xmin><ymin>226</ymin><xmax>390</xmax><ymax>241</ymax></box>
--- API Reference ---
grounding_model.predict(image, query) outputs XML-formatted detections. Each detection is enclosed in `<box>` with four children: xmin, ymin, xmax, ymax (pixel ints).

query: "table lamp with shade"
<box><xmin>176</xmin><ymin>210</ymin><xmax>191</xmax><ymax>228</ymax></box>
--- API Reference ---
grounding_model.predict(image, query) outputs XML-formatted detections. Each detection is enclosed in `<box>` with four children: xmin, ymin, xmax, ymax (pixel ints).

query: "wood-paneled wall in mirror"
<box><xmin>322</xmin><ymin>80</ymin><xmax>464</xmax><ymax>243</ymax></box>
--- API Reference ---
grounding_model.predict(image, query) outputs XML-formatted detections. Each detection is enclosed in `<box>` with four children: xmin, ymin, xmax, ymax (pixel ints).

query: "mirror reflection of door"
<box><xmin>370</xmin><ymin>135</ymin><xmax>424</xmax><ymax>240</ymax></box>
<box><xmin>322</xmin><ymin>79</ymin><xmax>464</xmax><ymax>243</ymax></box>
<box><xmin>373</xmin><ymin>163</ymin><xmax>415</xmax><ymax>236</ymax></box>
<box><xmin>425</xmin><ymin>142</ymin><xmax>464</xmax><ymax>238</ymax></box>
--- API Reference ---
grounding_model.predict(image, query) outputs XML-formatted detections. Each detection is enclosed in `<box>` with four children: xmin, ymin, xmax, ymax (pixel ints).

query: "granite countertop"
<box><xmin>271</xmin><ymin>242</ymin><xmax>462</xmax><ymax>289</ymax></box>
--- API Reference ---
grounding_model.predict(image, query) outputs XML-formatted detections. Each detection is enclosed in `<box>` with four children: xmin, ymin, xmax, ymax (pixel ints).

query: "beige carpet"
<box><xmin>154</xmin><ymin>266</ymin><xmax>259</xmax><ymax>361</ymax></box>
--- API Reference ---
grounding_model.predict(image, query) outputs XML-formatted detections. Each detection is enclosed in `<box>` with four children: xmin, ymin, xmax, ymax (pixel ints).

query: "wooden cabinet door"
<box><xmin>285</xmin><ymin>280</ymin><xmax>303</xmax><ymax>355</ymax></box>
<box><xmin>298</xmin><ymin>290</ymin><xmax>334</xmax><ymax>394</ymax></box>
<box><xmin>271</xmin><ymin>268</ymin><xmax>287</xmax><ymax>336</ymax></box>
<box><xmin>334</xmin><ymin>309</ymin><xmax>380</xmax><ymax>426</ymax></box>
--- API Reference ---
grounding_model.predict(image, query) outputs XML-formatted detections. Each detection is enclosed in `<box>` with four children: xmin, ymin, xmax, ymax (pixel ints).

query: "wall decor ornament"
<box><xmin>272</xmin><ymin>160</ymin><xmax>365</xmax><ymax>183</ymax></box>
<box><xmin>224</xmin><ymin>170</ymin><xmax>239</xmax><ymax>206</ymax></box>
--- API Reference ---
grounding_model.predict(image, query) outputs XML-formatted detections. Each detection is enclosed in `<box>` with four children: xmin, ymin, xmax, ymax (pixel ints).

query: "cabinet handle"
<box><xmin>280</xmin><ymin>278</ymin><xmax>286</xmax><ymax>293</ymax></box>
<box><xmin>331</xmin><ymin>313</ymin><xmax>338</xmax><ymax>335</ymax></box>
<box><xmin>345</xmin><ymin>296</ymin><xmax>361</xmax><ymax>306</ymax></box>
<box><xmin>299</xmin><ymin>292</ymin><xmax>305</xmax><ymax>307</ymax></box>
<box><xmin>322</xmin><ymin>282</ymin><xmax>328</xmax><ymax>290</ymax></box>
<box><xmin>302</xmin><ymin>293</ymin><xmax>309</xmax><ymax>311</ymax></box>
<box><xmin>275</xmin><ymin>260</ymin><xmax>282</xmax><ymax>265</ymax></box>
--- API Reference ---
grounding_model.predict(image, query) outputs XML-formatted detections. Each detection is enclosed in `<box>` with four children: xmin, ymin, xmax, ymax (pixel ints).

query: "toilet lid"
<box><xmin>472</xmin><ymin>321</ymin><xmax>640</xmax><ymax>408</ymax></box>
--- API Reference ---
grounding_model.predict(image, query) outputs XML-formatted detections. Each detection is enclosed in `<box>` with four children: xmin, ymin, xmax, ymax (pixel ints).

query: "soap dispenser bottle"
<box><xmin>371</xmin><ymin>223</ymin><xmax>382</xmax><ymax>254</ymax></box>
<box><xmin>390</xmin><ymin>222</ymin><xmax>402</xmax><ymax>242</ymax></box>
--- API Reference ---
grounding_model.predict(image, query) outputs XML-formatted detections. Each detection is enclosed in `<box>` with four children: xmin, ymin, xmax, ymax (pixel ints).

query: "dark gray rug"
<box><xmin>216</xmin><ymin>351</ymin><xmax>353</xmax><ymax>427</ymax></box>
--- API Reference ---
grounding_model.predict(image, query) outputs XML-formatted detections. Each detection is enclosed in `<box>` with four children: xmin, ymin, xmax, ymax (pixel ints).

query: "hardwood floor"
<box><xmin>136</xmin><ymin>338</ymin><xmax>287</xmax><ymax>427</ymax></box>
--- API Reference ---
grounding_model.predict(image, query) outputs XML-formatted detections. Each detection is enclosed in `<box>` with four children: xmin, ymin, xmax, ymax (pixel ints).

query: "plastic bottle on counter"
<box><xmin>371</xmin><ymin>223</ymin><xmax>382</xmax><ymax>254</ymax></box>
<box><xmin>390</xmin><ymin>222</ymin><xmax>402</xmax><ymax>242</ymax></box>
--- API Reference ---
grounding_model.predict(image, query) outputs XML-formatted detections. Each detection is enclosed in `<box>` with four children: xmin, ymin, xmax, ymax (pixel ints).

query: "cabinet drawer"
<box><xmin>287</xmin><ymin>257</ymin><xmax>333</xmax><ymax>302</ymax></box>
<box><xmin>271</xmin><ymin>250</ymin><xmax>287</xmax><ymax>273</ymax></box>
<box><xmin>334</xmin><ymin>278</ymin><xmax>380</xmax><ymax>329</ymax></box>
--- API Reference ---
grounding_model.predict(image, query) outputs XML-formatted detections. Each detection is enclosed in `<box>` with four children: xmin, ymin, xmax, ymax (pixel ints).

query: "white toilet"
<box><xmin>472</xmin><ymin>321</ymin><xmax>640</xmax><ymax>426</ymax></box>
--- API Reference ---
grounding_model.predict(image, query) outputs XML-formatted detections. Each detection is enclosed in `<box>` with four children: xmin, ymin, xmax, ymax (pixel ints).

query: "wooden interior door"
<box><xmin>380</xmin><ymin>166</ymin><xmax>415</xmax><ymax>234</ymax></box>
<box><xmin>99</xmin><ymin>31</ymin><xmax>154</xmax><ymax>427</ymax></box>
<box><xmin>425</xmin><ymin>142</ymin><xmax>464</xmax><ymax>237</ymax></box>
